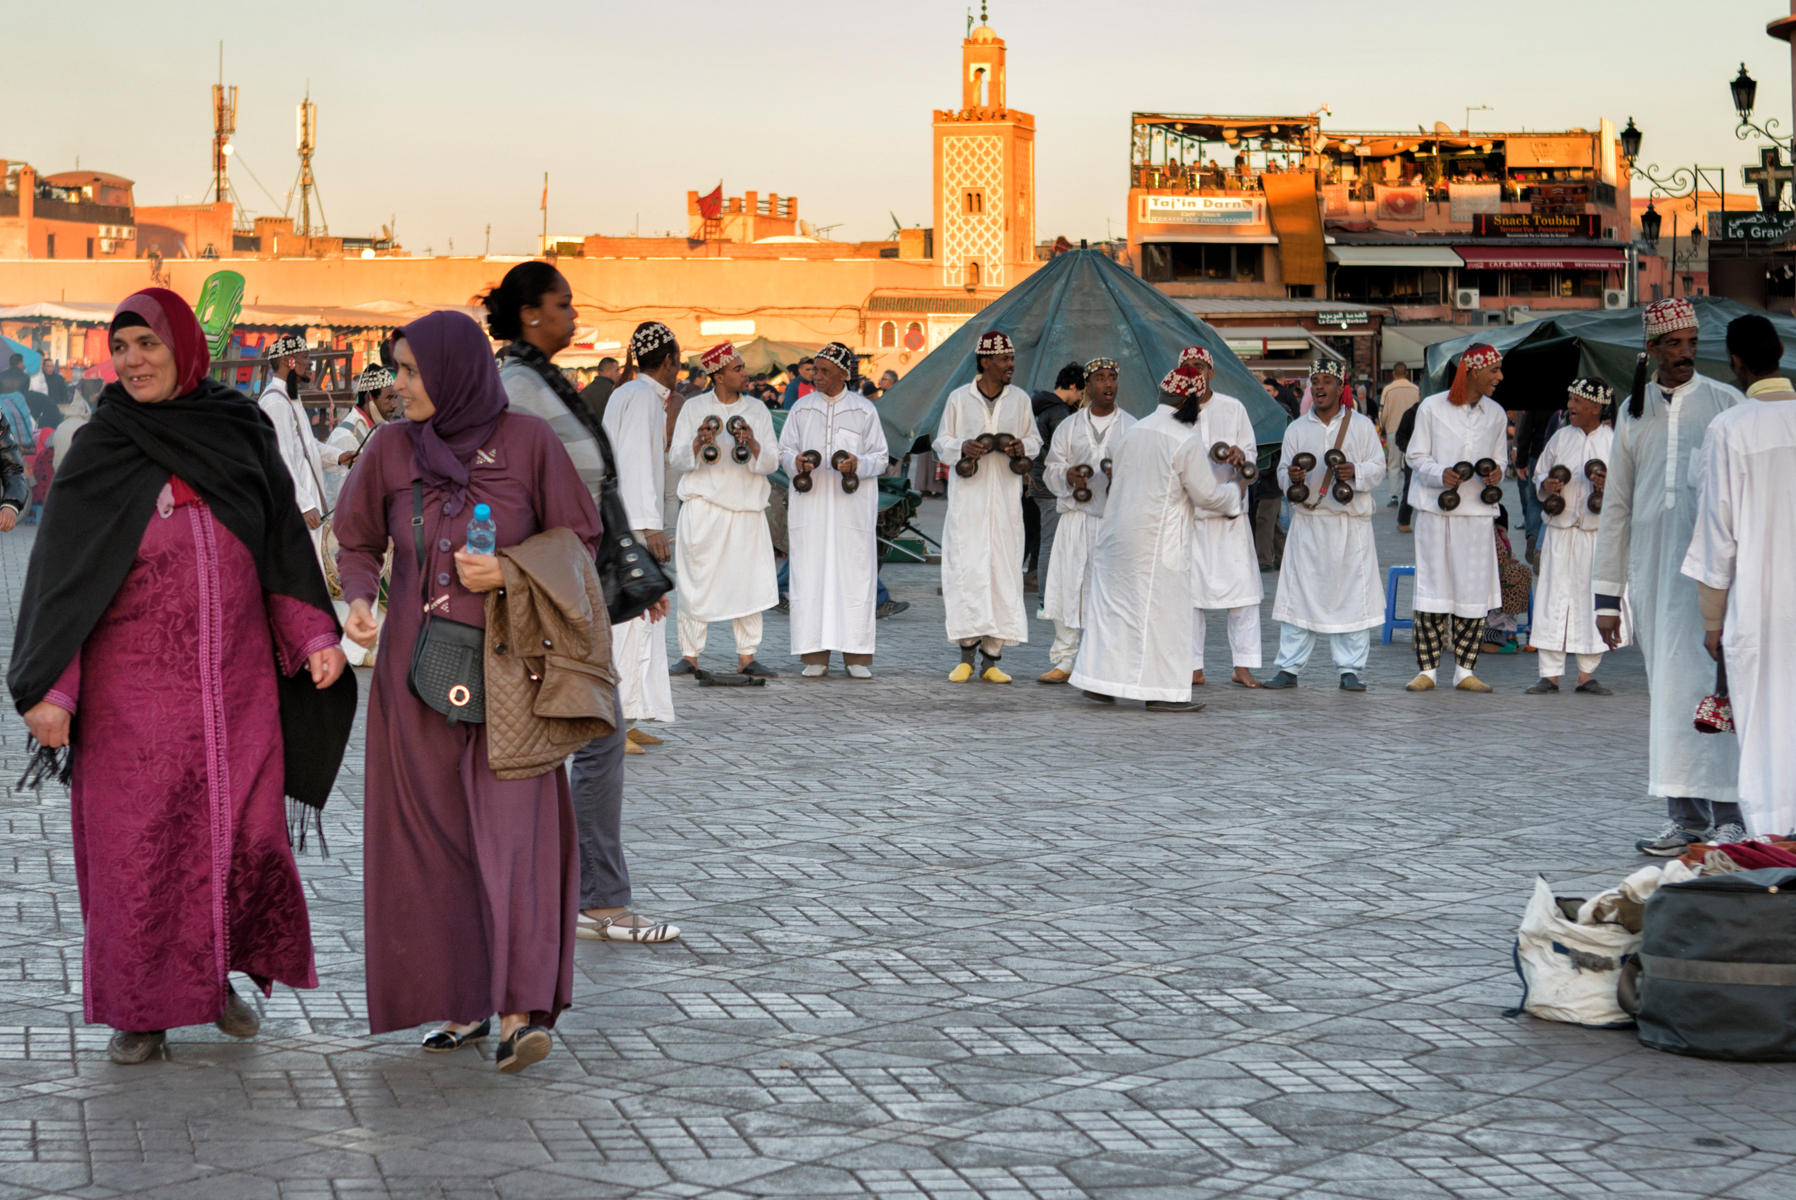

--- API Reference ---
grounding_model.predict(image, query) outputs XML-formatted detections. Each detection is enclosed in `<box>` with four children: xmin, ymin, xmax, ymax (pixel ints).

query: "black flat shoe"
<box><xmin>1575</xmin><ymin>678</ymin><xmax>1613</xmax><ymax>695</ymax></box>
<box><xmin>496</xmin><ymin>1025</ymin><xmax>552</xmax><ymax>1074</ymax></box>
<box><xmin>1526</xmin><ymin>679</ymin><xmax>1560</xmax><ymax>694</ymax></box>
<box><xmin>1263</xmin><ymin>671</ymin><xmax>1299</xmax><ymax>690</ymax></box>
<box><xmin>668</xmin><ymin>659</ymin><xmax>697</xmax><ymax>676</ymax></box>
<box><xmin>1338</xmin><ymin>672</ymin><xmax>1367</xmax><ymax>692</ymax></box>
<box><xmin>739</xmin><ymin>659</ymin><xmax>778</xmax><ymax>678</ymax></box>
<box><xmin>1081</xmin><ymin>689</ymin><xmax>1116</xmax><ymax>704</ymax></box>
<box><xmin>1145</xmin><ymin>699</ymin><xmax>1206</xmax><ymax>713</ymax></box>
<box><xmin>421</xmin><ymin>1019</ymin><xmax>491</xmax><ymax>1053</ymax></box>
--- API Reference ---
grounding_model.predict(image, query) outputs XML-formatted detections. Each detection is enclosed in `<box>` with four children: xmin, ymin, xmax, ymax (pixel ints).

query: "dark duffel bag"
<box><xmin>1629</xmin><ymin>867</ymin><xmax>1796</xmax><ymax>1061</ymax></box>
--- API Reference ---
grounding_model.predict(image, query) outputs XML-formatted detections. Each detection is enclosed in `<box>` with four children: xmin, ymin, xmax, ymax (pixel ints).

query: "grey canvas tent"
<box><xmin>876</xmin><ymin>249</ymin><xmax>1289</xmax><ymax>454</ymax></box>
<box><xmin>1422</xmin><ymin>298</ymin><xmax>1796</xmax><ymax>411</ymax></box>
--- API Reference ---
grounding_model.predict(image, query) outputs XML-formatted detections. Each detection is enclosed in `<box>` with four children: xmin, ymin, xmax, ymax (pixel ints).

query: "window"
<box><xmin>963</xmin><ymin>189</ymin><xmax>985</xmax><ymax>216</ymax></box>
<box><xmin>965</xmin><ymin>260</ymin><xmax>982</xmax><ymax>289</ymax></box>
<box><xmin>1139</xmin><ymin>242</ymin><xmax>1263</xmax><ymax>284</ymax></box>
<box><xmin>879</xmin><ymin>321</ymin><xmax>896</xmax><ymax>348</ymax></box>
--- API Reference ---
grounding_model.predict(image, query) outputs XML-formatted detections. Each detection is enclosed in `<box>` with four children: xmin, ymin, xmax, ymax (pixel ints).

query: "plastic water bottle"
<box><xmin>465</xmin><ymin>504</ymin><xmax>497</xmax><ymax>556</ymax></box>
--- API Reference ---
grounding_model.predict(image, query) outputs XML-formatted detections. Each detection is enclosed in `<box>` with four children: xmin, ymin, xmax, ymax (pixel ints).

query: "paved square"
<box><xmin>3</xmin><ymin>484</ymin><xmax>1795</xmax><ymax>1199</ymax></box>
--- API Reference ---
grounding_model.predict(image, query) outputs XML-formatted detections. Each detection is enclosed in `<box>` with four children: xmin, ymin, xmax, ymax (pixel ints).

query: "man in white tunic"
<box><xmin>779</xmin><ymin>341</ymin><xmax>888</xmax><ymax>678</ymax></box>
<box><xmin>1594</xmin><ymin>298</ymin><xmax>1743</xmax><ymax>855</ymax></box>
<box><xmin>1181</xmin><ymin>345</ymin><xmax>1264</xmax><ymax>688</ymax></box>
<box><xmin>1070</xmin><ymin>366</ymin><xmax>1240</xmax><ymax>712</ymax></box>
<box><xmin>1038</xmin><ymin>356</ymin><xmax>1135</xmax><ymax>684</ymax></box>
<box><xmin>1527</xmin><ymin>378</ymin><xmax>1626</xmax><ymax>696</ymax></box>
<box><xmin>1262</xmin><ymin>360</ymin><xmax>1384</xmax><ymax>691</ymax></box>
<box><xmin>602</xmin><ymin>321</ymin><xmax>681</xmax><ymax>730</ymax></box>
<box><xmin>667</xmin><ymin>342</ymin><xmax>779</xmax><ymax>679</ymax></box>
<box><xmin>257</xmin><ymin>334</ymin><xmax>345</xmax><ymax>542</ymax></box>
<box><xmin>933</xmin><ymin>330</ymin><xmax>1041</xmax><ymax>683</ymax></box>
<box><xmin>1403</xmin><ymin>343</ymin><xmax>1508</xmax><ymax>692</ymax></box>
<box><xmin>1680</xmin><ymin>312</ymin><xmax>1795</xmax><ymax>839</ymax></box>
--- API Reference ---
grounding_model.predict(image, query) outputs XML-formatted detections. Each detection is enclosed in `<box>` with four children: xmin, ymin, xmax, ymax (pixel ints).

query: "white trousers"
<box><xmin>1049</xmin><ymin>619</ymin><xmax>1081</xmax><ymax>670</ymax></box>
<box><xmin>1274</xmin><ymin>624</ymin><xmax>1370</xmax><ymax>676</ymax></box>
<box><xmin>959</xmin><ymin>635</ymin><xmax>1006</xmax><ymax>657</ymax></box>
<box><xmin>677</xmin><ymin>609</ymin><xmax>763</xmax><ymax>659</ymax></box>
<box><xmin>1193</xmin><ymin>605</ymin><xmax>1262</xmax><ymax>670</ymax></box>
<box><xmin>1537</xmin><ymin>649</ymin><xmax>1602</xmax><ymax>679</ymax></box>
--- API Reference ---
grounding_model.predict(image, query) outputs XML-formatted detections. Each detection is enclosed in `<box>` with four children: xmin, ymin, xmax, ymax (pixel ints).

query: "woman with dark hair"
<box><xmin>484</xmin><ymin>262</ymin><xmax>679</xmax><ymax>945</ymax></box>
<box><xmin>8</xmin><ymin>287</ymin><xmax>353</xmax><ymax>1065</ymax></box>
<box><xmin>334</xmin><ymin>309</ymin><xmax>603</xmax><ymax>1072</ymax></box>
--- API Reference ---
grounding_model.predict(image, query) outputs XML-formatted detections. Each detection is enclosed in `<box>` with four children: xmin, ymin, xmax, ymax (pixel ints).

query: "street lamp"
<box><xmin>1732</xmin><ymin>62</ymin><xmax>1793</xmax><ymax>150</ymax></box>
<box><xmin>1640</xmin><ymin>201</ymin><xmax>1662</xmax><ymax>247</ymax></box>
<box><xmin>1620</xmin><ymin>116</ymin><xmax>1643</xmax><ymax>163</ymax></box>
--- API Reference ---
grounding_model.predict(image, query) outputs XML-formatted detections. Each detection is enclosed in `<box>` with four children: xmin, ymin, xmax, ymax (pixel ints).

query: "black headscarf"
<box><xmin>7</xmin><ymin>288</ymin><xmax>354</xmax><ymax>810</ymax></box>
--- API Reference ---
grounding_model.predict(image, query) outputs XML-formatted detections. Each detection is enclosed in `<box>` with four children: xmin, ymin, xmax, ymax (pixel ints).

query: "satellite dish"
<box><xmin>1433</xmin><ymin>121</ymin><xmax>1454</xmax><ymax>136</ymax></box>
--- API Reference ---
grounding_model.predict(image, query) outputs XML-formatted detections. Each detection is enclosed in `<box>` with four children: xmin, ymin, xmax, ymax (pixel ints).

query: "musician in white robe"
<box><xmin>1527</xmin><ymin>378</ymin><xmax>1627</xmax><ymax>695</ymax></box>
<box><xmin>602</xmin><ymin>322</ymin><xmax>680</xmax><ymax>728</ymax></box>
<box><xmin>933</xmin><ymin>330</ymin><xmax>1041</xmax><ymax>683</ymax></box>
<box><xmin>1262</xmin><ymin>360</ymin><xmax>1384</xmax><ymax>691</ymax></box>
<box><xmin>1070</xmin><ymin>365</ymin><xmax>1239</xmax><ymax>712</ymax></box>
<box><xmin>1680</xmin><ymin>312</ymin><xmax>1796</xmax><ymax>839</ymax></box>
<box><xmin>667</xmin><ymin>342</ymin><xmax>779</xmax><ymax>678</ymax></box>
<box><xmin>1404</xmin><ymin>343</ymin><xmax>1509</xmax><ymax>693</ymax></box>
<box><xmin>1595</xmin><ymin>298</ymin><xmax>1743</xmax><ymax>855</ymax></box>
<box><xmin>1038</xmin><ymin>356</ymin><xmax>1135</xmax><ymax>683</ymax></box>
<box><xmin>321</xmin><ymin>364</ymin><xmax>400</xmax><ymax>665</ymax></box>
<box><xmin>1180</xmin><ymin>345</ymin><xmax>1264</xmax><ymax>688</ymax></box>
<box><xmin>779</xmin><ymin>342</ymin><xmax>888</xmax><ymax>678</ymax></box>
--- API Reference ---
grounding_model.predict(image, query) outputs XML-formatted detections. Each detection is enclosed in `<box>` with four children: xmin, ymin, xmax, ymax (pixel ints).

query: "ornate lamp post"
<box><xmin>1732</xmin><ymin>63</ymin><xmax>1794</xmax><ymax>151</ymax></box>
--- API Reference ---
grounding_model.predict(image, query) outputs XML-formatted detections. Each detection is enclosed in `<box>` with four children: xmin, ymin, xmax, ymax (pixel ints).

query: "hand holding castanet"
<box><xmin>1596</xmin><ymin>613</ymin><xmax>1623</xmax><ymax>650</ymax></box>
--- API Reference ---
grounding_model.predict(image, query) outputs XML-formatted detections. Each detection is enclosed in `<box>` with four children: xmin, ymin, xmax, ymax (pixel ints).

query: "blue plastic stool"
<box><xmin>1381</xmin><ymin>565</ymin><xmax>1415</xmax><ymax>644</ymax></box>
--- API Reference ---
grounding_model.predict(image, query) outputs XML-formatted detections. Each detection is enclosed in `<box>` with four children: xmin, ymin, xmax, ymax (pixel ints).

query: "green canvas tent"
<box><xmin>1422</xmin><ymin>297</ymin><xmax>1796</xmax><ymax>411</ymax></box>
<box><xmin>876</xmin><ymin>249</ymin><xmax>1289</xmax><ymax>454</ymax></box>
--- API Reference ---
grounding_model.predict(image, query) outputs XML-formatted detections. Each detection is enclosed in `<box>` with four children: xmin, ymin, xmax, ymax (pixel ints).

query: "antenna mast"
<box><xmin>295</xmin><ymin>87</ymin><xmax>327</xmax><ymax>237</ymax></box>
<box><xmin>210</xmin><ymin>42</ymin><xmax>237</xmax><ymax>212</ymax></box>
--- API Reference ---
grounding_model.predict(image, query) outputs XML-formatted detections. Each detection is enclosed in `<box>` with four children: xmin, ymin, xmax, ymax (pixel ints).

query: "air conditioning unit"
<box><xmin>1603</xmin><ymin>288</ymin><xmax>1629</xmax><ymax>309</ymax></box>
<box><xmin>1478</xmin><ymin>310</ymin><xmax>1506</xmax><ymax>326</ymax></box>
<box><xmin>1505</xmin><ymin>305</ymin><xmax>1533</xmax><ymax>325</ymax></box>
<box><xmin>1454</xmin><ymin>287</ymin><xmax>1481</xmax><ymax>310</ymax></box>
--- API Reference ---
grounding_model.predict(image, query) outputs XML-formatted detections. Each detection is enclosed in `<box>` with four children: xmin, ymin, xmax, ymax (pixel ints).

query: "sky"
<box><xmin>6</xmin><ymin>0</ymin><xmax>1793</xmax><ymax>254</ymax></box>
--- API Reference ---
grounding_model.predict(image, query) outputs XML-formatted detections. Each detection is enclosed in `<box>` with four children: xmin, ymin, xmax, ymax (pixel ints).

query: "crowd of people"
<box><xmin>3</xmin><ymin>269</ymin><xmax>1791</xmax><ymax>1073</ymax></box>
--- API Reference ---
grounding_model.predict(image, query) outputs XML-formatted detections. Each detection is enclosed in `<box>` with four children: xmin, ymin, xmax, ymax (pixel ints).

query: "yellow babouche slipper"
<box><xmin>1455</xmin><ymin>675</ymin><xmax>1493</xmax><ymax>693</ymax></box>
<box><xmin>982</xmin><ymin>665</ymin><xmax>1013</xmax><ymax>684</ymax></box>
<box><xmin>949</xmin><ymin>662</ymin><xmax>974</xmax><ymax>683</ymax></box>
<box><xmin>1404</xmin><ymin>673</ymin><xmax>1436</xmax><ymax>692</ymax></box>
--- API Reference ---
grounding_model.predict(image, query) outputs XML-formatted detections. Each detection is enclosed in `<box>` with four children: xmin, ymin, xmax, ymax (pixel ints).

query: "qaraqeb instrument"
<box><xmin>1209</xmin><ymin>441</ymin><xmax>1259</xmax><ymax>484</ymax></box>
<box><xmin>726</xmin><ymin>415</ymin><xmax>752</xmax><ymax>464</ymax></box>
<box><xmin>791</xmin><ymin>449</ymin><xmax>823</xmax><ymax>493</ymax></box>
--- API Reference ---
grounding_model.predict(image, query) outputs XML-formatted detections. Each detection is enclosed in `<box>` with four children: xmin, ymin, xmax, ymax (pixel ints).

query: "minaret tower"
<box><xmin>932</xmin><ymin>4</ymin><xmax>1035</xmax><ymax>289</ymax></box>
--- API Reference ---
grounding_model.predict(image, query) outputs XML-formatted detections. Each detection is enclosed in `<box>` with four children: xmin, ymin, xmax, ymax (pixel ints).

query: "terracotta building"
<box><xmin>0</xmin><ymin>165</ymin><xmax>138</xmax><ymax>260</ymax></box>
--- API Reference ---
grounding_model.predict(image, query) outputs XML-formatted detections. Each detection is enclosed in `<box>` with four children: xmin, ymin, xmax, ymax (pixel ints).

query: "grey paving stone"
<box><xmin>5</xmin><ymin>484</ymin><xmax>1796</xmax><ymax>1200</ymax></box>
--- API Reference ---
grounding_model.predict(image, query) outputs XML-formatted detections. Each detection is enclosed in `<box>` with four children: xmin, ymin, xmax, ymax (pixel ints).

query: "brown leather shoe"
<box><xmin>1036</xmin><ymin>667</ymin><xmax>1071</xmax><ymax>684</ymax></box>
<box><xmin>216</xmin><ymin>985</ymin><xmax>259</xmax><ymax>1039</ymax></box>
<box><xmin>625</xmin><ymin>728</ymin><xmax>662</xmax><ymax>746</ymax></box>
<box><xmin>624</xmin><ymin>740</ymin><xmax>645</xmax><ymax>756</ymax></box>
<box><xmin>108</xmin><ymin>1030</ymin><xmax>166</xmax><ymax>1065</ymax></box>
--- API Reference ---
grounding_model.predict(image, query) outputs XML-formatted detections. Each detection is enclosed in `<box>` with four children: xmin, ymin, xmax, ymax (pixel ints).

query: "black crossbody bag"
<box><xmin>406</xmin><ymin>482</ymin><xmax>486</xmax><ymax>725</ymax></box>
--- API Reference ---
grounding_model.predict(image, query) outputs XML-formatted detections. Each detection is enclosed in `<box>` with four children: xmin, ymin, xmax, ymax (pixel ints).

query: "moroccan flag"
<box><xmin>697</xmin><ymin>183</ymin><xmax>723</xmax><ymax>221</ymax></box>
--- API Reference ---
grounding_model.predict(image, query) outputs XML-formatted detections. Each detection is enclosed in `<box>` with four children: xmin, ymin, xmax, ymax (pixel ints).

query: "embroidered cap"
<box><xmin>814</xmin><ymin>342</ymin><xmax>857</xmax><ymax>374</ymax></box>
<box><xmin>698</xmin><ymin>342</ymin><xmax>742</xmax><ymax>373</ymax></box>
<box><xmin>1084</xmin><ymin>356</ymin><xmax>1119</xmax><ymax>375</ymax></box>
<box><xmin>1177</xmin><ymin>344</ymin><xmax>1214</xmax><ymax>371</ymax></box>
<box><xmin>629</xmin><ymin>321</ymin><xmax>676</xmax><ymax>359</ymax></box>
<box><xmin>1644</xmin><ymin>297</ymin><xmax>1699</xmax><ymax>340</ymax></box>
<box><xmin>263</xmin><ymin>332</ymin><xmax>309</xmax><ymax>359</ymax></box>
<box><xmin>1460</xmin><ymin>344</ymin><xmax>1502</xmax><ymax>372</ymax></box>
<box><xmin>352</xmin><ymin>364</ymin><xmax>394</xmax><ymax>393</ymax></box>
<box><xmin>975</xmin><ymin>330</ymin><xmax>1015</xmax><ymax>356</ymax></box>
<box><xmin>1159</xmin><ymin>365</ymin><xmax>1201</xmax><ymax>397</ymax></box>
<box><xmin>1309</xmin><ymin>359</ymin><xmax>1347</xmax><ymax>381</ymax></box>
<box><xmin>1568</xmin><ymin>376</ymin><xmax>1615</xmax><ymax>405</ymax></box>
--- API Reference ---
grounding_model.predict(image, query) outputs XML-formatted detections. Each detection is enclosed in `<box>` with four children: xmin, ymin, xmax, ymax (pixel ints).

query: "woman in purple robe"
<box><xmin>333</xmin><ymin>310</ymin><xmax>602</xmax><ymax>1074</ymax></box>
<box><xmin>8</xmin><ymin>288</ymin><xmax>353</xmax><ymax>1065</ymax></box>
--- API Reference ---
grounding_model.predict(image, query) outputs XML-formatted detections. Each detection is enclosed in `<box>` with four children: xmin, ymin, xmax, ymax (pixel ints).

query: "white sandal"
<box><xmin>577</xmin><ymin>912</ymin><xmax>682</xmax><ymax>944</ymax></box>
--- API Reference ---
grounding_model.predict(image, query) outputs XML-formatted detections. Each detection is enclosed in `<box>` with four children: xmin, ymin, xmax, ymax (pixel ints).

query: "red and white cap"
<box><xmin>1159</xmin><ymin>365</ymin><xmax>1201</xmax><ymax>397</ymax></box>
<box><xmin>698</xmin><ymin>342</ymin><xmax>742</xmax><ymax>373</ymax></box>
<box><xmin>1178</xmin><ymin>344</ymin><xmax>1214</xmax><ymax>370</ymax></box>
<box><xmin>1460</xmin><ymin>344</ymin><xmax>1503</xmax><ymax>372</ymax></box>
<box><xmin>1644</xmin><ymin>297</ymin><xmax>1698</xmax><ymax>339</ymax></box>
<box><xmin>976</xmin><ymin>330</ymin><xmax>1015</xmax><ymax>356</ymax></box>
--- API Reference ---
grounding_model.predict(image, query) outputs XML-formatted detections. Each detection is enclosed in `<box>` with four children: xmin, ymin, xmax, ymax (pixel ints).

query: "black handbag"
<box><xmin>591</xmin><ymin>424</ymin><xmax>674</xmax><ymax>625</ymax></box>
<box><xmin>406</xmin><ymin>482</ymin><xmax>486</xmax><ymax>725</ymax></box>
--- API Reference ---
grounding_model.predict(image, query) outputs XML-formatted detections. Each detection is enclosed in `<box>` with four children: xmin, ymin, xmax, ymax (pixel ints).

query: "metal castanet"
<box><xmin>1439</xmin><ymin>459</ymin><xmax>1476</xmax><ymax>512</ymax></box>
<box><xmin>699</xmin><ymin>415</ymin><xmax>724</xmax><ymax>463</ymax></box>
<box><xmin>831</xmin><ymin>449</ymin><xmax>861</xmax><ymax>494</ymax></box>
<box><xmin>1070</xmin><ymin>463</ymin><xmax>1095</xmax><ymax>503</ymax></box>
<box><xmin>1584</xmin><ymin>458</ymin><xmax>1606</xmax><ymax>513</ymax></box>
<box><xmin>994</xmin><ymin>433</ymin><xmax>1031</xmax><ymax>476</ymax></box>
<box><xmin>726</xmin><ymin>415</ymin><xmax>752</xmax><ymax>464</ymax></box>
<box><xmin>1211</xmin><ymin>441</ymin><xmax>1259</xmax><ymax>484</ymax></box>
<box><xmin>792</xmin><ymin>449</ymin><xmax>823</xmax><ymax>493</ymax></box>
<box><xmin>1474</xmin><ymin>457</ymin><xmax>1504</xmax><ymax>505</ymax></box>
<box><xmin>1541</xmin><ymin>463</ymin><xmax>1573</xmax><ymax>516</ymax></box>
<box><xmin>1285</xmin><ymin>451</ymin><xmax>1317</xmax><ymax>504</ymax></box>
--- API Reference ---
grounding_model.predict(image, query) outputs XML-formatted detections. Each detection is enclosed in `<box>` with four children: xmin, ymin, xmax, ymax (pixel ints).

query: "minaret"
<box><xmin>932</xmin><ymin>4</ymin><xmax>1035</xmax><ymax>289</ymax></box>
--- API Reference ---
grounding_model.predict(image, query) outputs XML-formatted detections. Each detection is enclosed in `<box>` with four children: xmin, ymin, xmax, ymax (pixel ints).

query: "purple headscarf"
<box><xmin>399</xmin><ymin>310</ymin><xmax>509</xmax><ymax>516</ymax></box>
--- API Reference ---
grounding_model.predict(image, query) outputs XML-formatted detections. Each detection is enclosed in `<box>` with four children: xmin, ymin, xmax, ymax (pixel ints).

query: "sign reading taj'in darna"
<box><xmin>1139</xmin><ymin>195</ymin><xmax>1265</xmax><ymax>225</ymax></box>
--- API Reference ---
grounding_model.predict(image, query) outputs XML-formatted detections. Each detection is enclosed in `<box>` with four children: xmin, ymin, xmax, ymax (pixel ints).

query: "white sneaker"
<box><xmin>1712</xmin><ymin>822</ymin><xmax>1748</xmax><ymax>845</ymax></box>
<box><xmin>846</xmin><ymin>664</ymin><xmax>872</xmax><ymax>679</ymax></box>
<box><xmin>801</xmin><ymin>663</ymin><xmax>827</xmax><ymax>678</ymax></box>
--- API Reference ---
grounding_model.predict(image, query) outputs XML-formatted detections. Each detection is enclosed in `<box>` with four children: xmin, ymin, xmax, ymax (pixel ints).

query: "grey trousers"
<box><xmin>1035</xmin><ymin>493</ymin><xmax>1059</xmax><ymax>584</ymax></box>
<box><xmin>568</xmin><ymin>691</ymin><xmax>631</xmax><ymax>909</ymax></box>
<box><xmin>1668</xmin><ymin>796</ymin><xmax>1745</xmax><ymax>833</ymax></box>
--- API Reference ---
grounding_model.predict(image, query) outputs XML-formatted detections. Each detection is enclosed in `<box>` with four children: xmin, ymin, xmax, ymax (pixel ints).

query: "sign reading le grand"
<box><xmin>1709</xmin><ymin>211</ymin><xmax>1796</xmax><ymax>241</ymax></box>
<box><xmin>1140</xmin><ymin>195</ymin><xmax>1264</xmax><ymax>225</ymax></box>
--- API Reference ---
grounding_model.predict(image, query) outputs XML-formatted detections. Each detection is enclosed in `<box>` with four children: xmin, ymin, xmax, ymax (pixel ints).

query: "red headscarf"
<box><xmin>109</xmin><ymin>287</ymin><xmax>211</xmax><ymax>398</ymax></box>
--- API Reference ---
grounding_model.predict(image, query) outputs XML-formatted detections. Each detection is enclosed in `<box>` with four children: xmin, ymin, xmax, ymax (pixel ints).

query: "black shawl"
<box><xmin>7</xmin><ymin>377</ymin><xmax>356</xmax><ymax>809</ymax></box>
